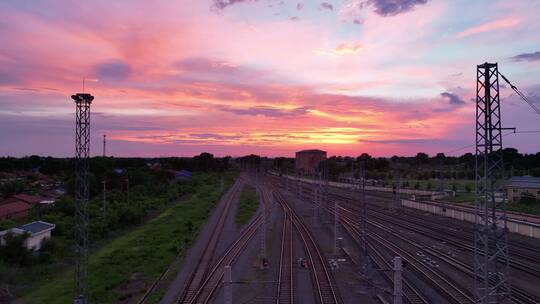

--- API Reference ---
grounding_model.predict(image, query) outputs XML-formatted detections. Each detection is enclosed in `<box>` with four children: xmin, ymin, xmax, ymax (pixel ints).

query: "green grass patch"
<box><xmin>21</xmin><ymin>172</ymin><xmax>237</xmax><ymax>304</ymax></box>
<box><xmin>235</xmin><ymin>185</ymin><xmax>258</xmax><ymax>226</ymax></box>
<box><xmin>506</xmin><ymin>202</ymin><xmax>540</xmax><ymax>216</ymax></box>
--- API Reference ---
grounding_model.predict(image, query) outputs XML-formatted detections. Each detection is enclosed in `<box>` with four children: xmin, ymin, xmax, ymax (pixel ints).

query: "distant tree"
<box><xmin>415</xmin><ymin>152</ymin><xmax>429</xmax><ymax>164</ymax></box>
<box><xmin>0</xmin><ymin>232</ymin><xmax>31</xmax><ymax>266</ymax></box>
<box><xmin>194</xmin><ymin>152</ymin><xmax>215</xmax><ymax>171</ymax></box>
<box><xmin>452</xmin><ymin>184</ymin><xmax>457</xmax><ymax>192</ymax></box>
<box><xmin>519</xmin><ymin>193</ymin><xmax>537</xmax><ymax>205</ymax></box>
<box><xmin>465</xmin><ymin>184</ymin><xmax>472</xmax><ymax>193</ymax></box>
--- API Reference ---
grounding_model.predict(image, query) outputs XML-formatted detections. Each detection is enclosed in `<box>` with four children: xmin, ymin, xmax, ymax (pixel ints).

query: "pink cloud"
<box><xmin>456</xmin><ymin>17</ymin><xmax>520</xmax><ymax>38</ymax></box>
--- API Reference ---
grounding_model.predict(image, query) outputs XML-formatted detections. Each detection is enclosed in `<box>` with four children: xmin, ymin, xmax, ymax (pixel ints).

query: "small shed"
<box><xmin>506</xmin><ymin>176</ymin><xmax>540</xmax><ymax>203</ymax></box>
<box><xmin>174</xmin><ymin>170</ymin><xmax>192</xmax><ymax>181</ymax></box>
<box><xmin>0</xmin><ymin>221</ymin><xmax>55</xmax><ymax>250</ymax></box>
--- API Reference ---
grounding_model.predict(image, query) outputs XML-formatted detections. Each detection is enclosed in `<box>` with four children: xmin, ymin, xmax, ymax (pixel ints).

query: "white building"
<box><xmin>0</xmin><ymin>221</ymin><xmax>55</xmax><ymax>251</ymax></box>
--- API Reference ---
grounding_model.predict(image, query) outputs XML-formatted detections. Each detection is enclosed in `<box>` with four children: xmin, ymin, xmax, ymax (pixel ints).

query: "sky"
<box><xmin>0</xmin><ymin>0</ymin><xmax>539</xmax><ymax>158</ymax></box>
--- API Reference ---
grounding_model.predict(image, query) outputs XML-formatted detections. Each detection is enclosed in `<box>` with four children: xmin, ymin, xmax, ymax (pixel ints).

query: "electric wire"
<box><xmin>498</xmin><ymin>72</ymin><xmax>540</xmax><ymax>117</ymax></box>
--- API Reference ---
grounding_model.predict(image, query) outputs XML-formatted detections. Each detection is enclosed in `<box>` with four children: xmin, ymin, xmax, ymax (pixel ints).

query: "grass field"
<box><xmin>507</xmin><ymin>201</ymin><xmax>540</xmax><ymax>216</ymax></box>
<box><xmin>21</xmin><ymin>172</ymin><xmax>236</xmax><ymax>304</ymax></box>
<box><xmin>235</xmin><ymin>185</ymin><xmax>259</xmax><ymax>226</ymax></box>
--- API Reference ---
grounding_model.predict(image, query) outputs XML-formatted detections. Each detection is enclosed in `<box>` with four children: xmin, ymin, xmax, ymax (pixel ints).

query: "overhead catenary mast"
<box><xmin>474</xmin><ymin>62</ymin><xmax>511</xmax><ymax>304</ymax></box>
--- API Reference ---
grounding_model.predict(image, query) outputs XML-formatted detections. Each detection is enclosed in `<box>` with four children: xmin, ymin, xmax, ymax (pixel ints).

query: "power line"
<box><xmin>499</xmin><ymin>71</ymin><xmax>540</xmax><ymax>117</ymax></box>
<box><xmin>442</xmin><ymin>130</ymin><xmax>539</xmax><ymax>155</ymax></box>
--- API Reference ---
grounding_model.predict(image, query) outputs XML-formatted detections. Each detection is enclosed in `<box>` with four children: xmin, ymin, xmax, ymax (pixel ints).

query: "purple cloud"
<box><xmin>297</xmin><ymin>2</ymin><xmax>304</xmax><ymax>10</ymax></box>
<box><xmin>368</xmin><ymin>0</ymin><xmax>428</xmax><ymax>16</ymax></box>
<box><xmin>511</xmin><ymin>51</ymin><xmax>540</xmax><ymax>62</ymax></box>
<box><xmin>219</xmin><ymin>105</ymin><xmax>309</xmax><ymax>117</ymax></box>
<box><xmin>94</xmin><ymin>60</ymin><xmax>131</xmax><ymax>81</ymax></box>
<box><xmin>211</xmin><ymin>0</ymin><xmax>257</xmax><ymax>10</ymax></box>
<box><xmin>440</xmin><ymin>92</ymin><xmax>466</xmax><ymax>106</ymax></box>
<box><xmin>321</xmin><ymin>2</ymin><xmax>333</xmax><ymax>11</ymax></box>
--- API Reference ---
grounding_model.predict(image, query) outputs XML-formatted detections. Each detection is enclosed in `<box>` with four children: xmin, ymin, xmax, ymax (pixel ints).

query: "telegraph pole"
<box><xmin>102</xmin><ymin>180</ymin><xmax>106</xmax><ymax>219</ymax></box>
<box><xmin>474</xmin><ymin>62</ymin><xmax>510</xmax><ymax>303</ymax></box>
<box><xmin>224</xmin><ymin>266</ymin><xmax>233</xmax><ymax>304</ymax></box>
<box><xmin>102</xmin><ymin>134</ymin><xmax>106</xmax><ymax>157</ymax></box>
<box><xmin>72</xmin><ymin>92</ymin><xmax>93</xmax><ymax>304</ymax></box>
<box><xmin>393</xmin><ymin>256</ymin><xmax>403</xmax><ymax>304</ymax></box>
<box><xmin>285</xmin><ymin>167</ymin><xmax>289</xmax><ymax>192</ymax></box>
<box><xmin>359</xmin><ymin>160</ymin><xmax>371</xmax><ymax>276</ymax></box>
<box><xmin>126</xmin><ymin>177</ymin><xmax>130</xmax><ymax>205</ymax></box>
<box><xmin>333</xmin><ymin>198</ymin><xmax>339</xmax><ymax>255</ymax></box>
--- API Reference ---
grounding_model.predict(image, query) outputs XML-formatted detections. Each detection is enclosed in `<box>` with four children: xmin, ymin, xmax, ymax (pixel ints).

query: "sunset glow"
<box><xmin>1</xmin><ymin>0</ymin><xmax>539</xmax><ymax>157</ymax></box>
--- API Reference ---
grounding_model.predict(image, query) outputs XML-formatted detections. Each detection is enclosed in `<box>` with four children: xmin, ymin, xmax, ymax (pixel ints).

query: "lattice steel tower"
<box><xmin>474</xmin><ymin>62</ymin><xmax>510</xmax><ymax>303</ymax></box>
<box><xmin>72</xmin><ymin>93</ymin><xmax>93</xmax><ymax>304</ymax></box>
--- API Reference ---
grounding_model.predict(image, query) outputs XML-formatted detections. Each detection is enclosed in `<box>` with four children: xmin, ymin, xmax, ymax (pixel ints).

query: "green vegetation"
<box><xmin>19</xmin><ymin>172</ymin><xmax>236</xmax><ymax>303</ymax></box>
<box><xmin>235</xmin><ymin>185</ymin><xmax>259</xmax><ymax>226</ymax></box>
<box><xmin>506</xmin><ymin>193</ymin><xmax>540</xmax><ymax>215</ymax></box>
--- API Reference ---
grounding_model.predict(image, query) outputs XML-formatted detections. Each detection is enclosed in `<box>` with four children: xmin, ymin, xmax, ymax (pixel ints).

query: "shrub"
<box><xmin>519</xmin><ymin>193</ymin><xmax>537</xmax><ymax>205</ymax></box>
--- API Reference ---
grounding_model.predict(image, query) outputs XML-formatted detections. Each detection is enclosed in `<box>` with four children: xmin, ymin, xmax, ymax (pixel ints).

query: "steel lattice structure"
<box><xmin>72</xmin><ymin>93</ymin><xmax>93</xmax><ymax>304</ymax></box>
<box><xmin>474</xmin><ymin>63</ymin><xmax>510</xmax><ymax>304</ymax></box>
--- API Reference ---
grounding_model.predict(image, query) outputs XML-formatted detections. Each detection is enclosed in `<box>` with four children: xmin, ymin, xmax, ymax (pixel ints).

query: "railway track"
<box><xmin>273</xmin><ymin>175</ymin><xmax>540</xmax><ymax>304</ymax></box>
<box><xmin>274</xmin><ymin>189</ymin><xmax>341</xmax><ymax>304</ymax></box>
<box><xmin>177</xmin><ymin>179</ymin><xmax>243</xmax><ymax>304</ymax></box>
<box><xmin>193</xmin><ymin>213</ymin><xmax>262</xmax><ymax>303</ymax></box>
<box><xmin>284</xmin><ymin>176</ymin><xmax>540</xmax><ymax>277</ymax></box>
<box><xmin>276</xmin><ymin>212</ymin><xmax>294</xmax><ymax>304</ymax></box>
<box><xmin>340</xmin><ymin>222</ymin><xmax>430</xmax><ymax>304</ymax></box>
<box><xmin>322</xmin><ymin>188</ymin><xmax>540</xmax><ymax>303</ymax></box>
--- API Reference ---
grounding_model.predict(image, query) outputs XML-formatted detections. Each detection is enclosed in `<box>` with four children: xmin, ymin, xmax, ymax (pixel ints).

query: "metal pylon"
<box><xmin>474</xmin><ymin>62</ymin><xmax>510</xmax><ymax>303</ymax></box>
<box><xmin>72</xmin><ymin>93</ymin><xmax>93</xmax><ymax>304</ymax></box>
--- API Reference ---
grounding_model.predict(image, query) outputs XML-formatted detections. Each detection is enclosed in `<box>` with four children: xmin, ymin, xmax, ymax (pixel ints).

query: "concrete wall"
<box><xmin>283</xmin><ymin>173</ymin><xmax>438</xmax><ymax>196</ymax></box>
<box><xmin>401</xmin><ymin>199</ymin><xmax>540</xmax><ymax>239</ymax></box>
<box><xmin>24</xmin><ymin>230</ymin><xmax>51</xmax><ymax>250</ymax></box>
<box><xmin>507</xmin><ymin>187</ymin><xmax>540</xmax><ymax>202</ymax></box>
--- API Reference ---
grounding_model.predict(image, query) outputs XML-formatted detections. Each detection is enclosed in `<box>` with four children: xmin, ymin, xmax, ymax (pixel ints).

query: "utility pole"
<box><xmin>359</xmin><ymin>160</ymin><xmax>371</xmax><ymax>281</ymax></box>
<box><xmin>296</xmin><ymin>170</ymin><xmax>300</xmax><ymax>198</ymax></box>
<box><xmin>224</xmin><ymin>266</ymin><xmax>233</xmax><ymax>304</ymax></box>
<box><xmin>72</xmin><ymin>92</ymin><xmax>93</xmax><ymax>304</ymax></box>
<box><xmin>439</xmin><ymin>158</ymin><xmax>444</xmax><ymax>193</ymax></box>
<box><xmin>102</xmin><ymin>134</ymin><xmax>106</xmax><ymax>157</ymax></box>
<box><xmin>474</xmin><ymin>62</ymin><xmax>510</xmax><ymax>303</ymax></box>
<box><xmin>393</xmin><ymin>256</ymin><xmax>403</xmax><ymax>304</ymax></box>
<box><xmin>126</xmin><ymin>177</ymin><xmax>130</xmax><ymax>205</ymax></box>
<box><xmin>259</xmin><ymin>174</ymin><xmax>267</xmax><ymax>266</ymax></box>
<box><xmin>312</xmin><ymin>172</ymin><xmax>318</xmax><ymax>226</ymax></box>
<box><xmin>333</xmin><ymin>198</ymin><xmax>339</xmax><ymax>255</ymax></box>
<box><xmin>285</xmin><ymin>167</ymin><xmax>289</xmax><ymax>192</ymax></box>
<box><xmin>391</xmin><ymin>165</ymin><xmax>401</xmax><ymax>211</ymax></box>
<box><xmin>102</xmin><ymin>180</ymin><xmax>106</xmax><ymax>219</ymax></box>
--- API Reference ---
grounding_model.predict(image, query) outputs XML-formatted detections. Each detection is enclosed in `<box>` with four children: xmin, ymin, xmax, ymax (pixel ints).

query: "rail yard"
<box><xmin>146</xmin><ymin>171</ymin><xmax>540</xmax><ymax>304</ymax></box>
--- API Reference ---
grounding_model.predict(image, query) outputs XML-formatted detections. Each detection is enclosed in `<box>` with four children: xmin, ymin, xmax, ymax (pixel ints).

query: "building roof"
<box><xmin>507</xmin><ymin>176</ymin><xmax>540</xmax><ymax>189</ymax></box>
<box><xmin>0</xmin><ymin>202</ymin><xmax>31</xmax><ymax>217</ymax></box>
<box><xmin>296</xmin><ymin>149</ymin><xmax>327</xmax><ymax>154</ymax></box>
<box><xmin>19</xmin><ymin>221</ymin><xmax>55</xmax><ymax>234</ymax></box>
<box><xmin>13</xmin><ymin>194</ymin><xmax>42</xmax><ymax>205</ymax></box>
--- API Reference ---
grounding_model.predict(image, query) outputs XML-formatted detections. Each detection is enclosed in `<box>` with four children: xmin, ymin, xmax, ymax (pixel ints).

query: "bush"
<box><xmin>519</xmin><ymin>193</ymin><xmax>538</xmax><ymax>205</ymax></box>
<box><xmin>0</xmin><ymin>232</ymin><xmax>32</xmax><ymax>266</ymax></box>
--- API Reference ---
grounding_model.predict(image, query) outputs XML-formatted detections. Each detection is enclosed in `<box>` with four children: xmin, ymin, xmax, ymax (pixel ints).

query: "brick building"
<box><xmin>295</xmin><ymin>149</ymin><xmax>327</xmax><ymax>174</ymax></box>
